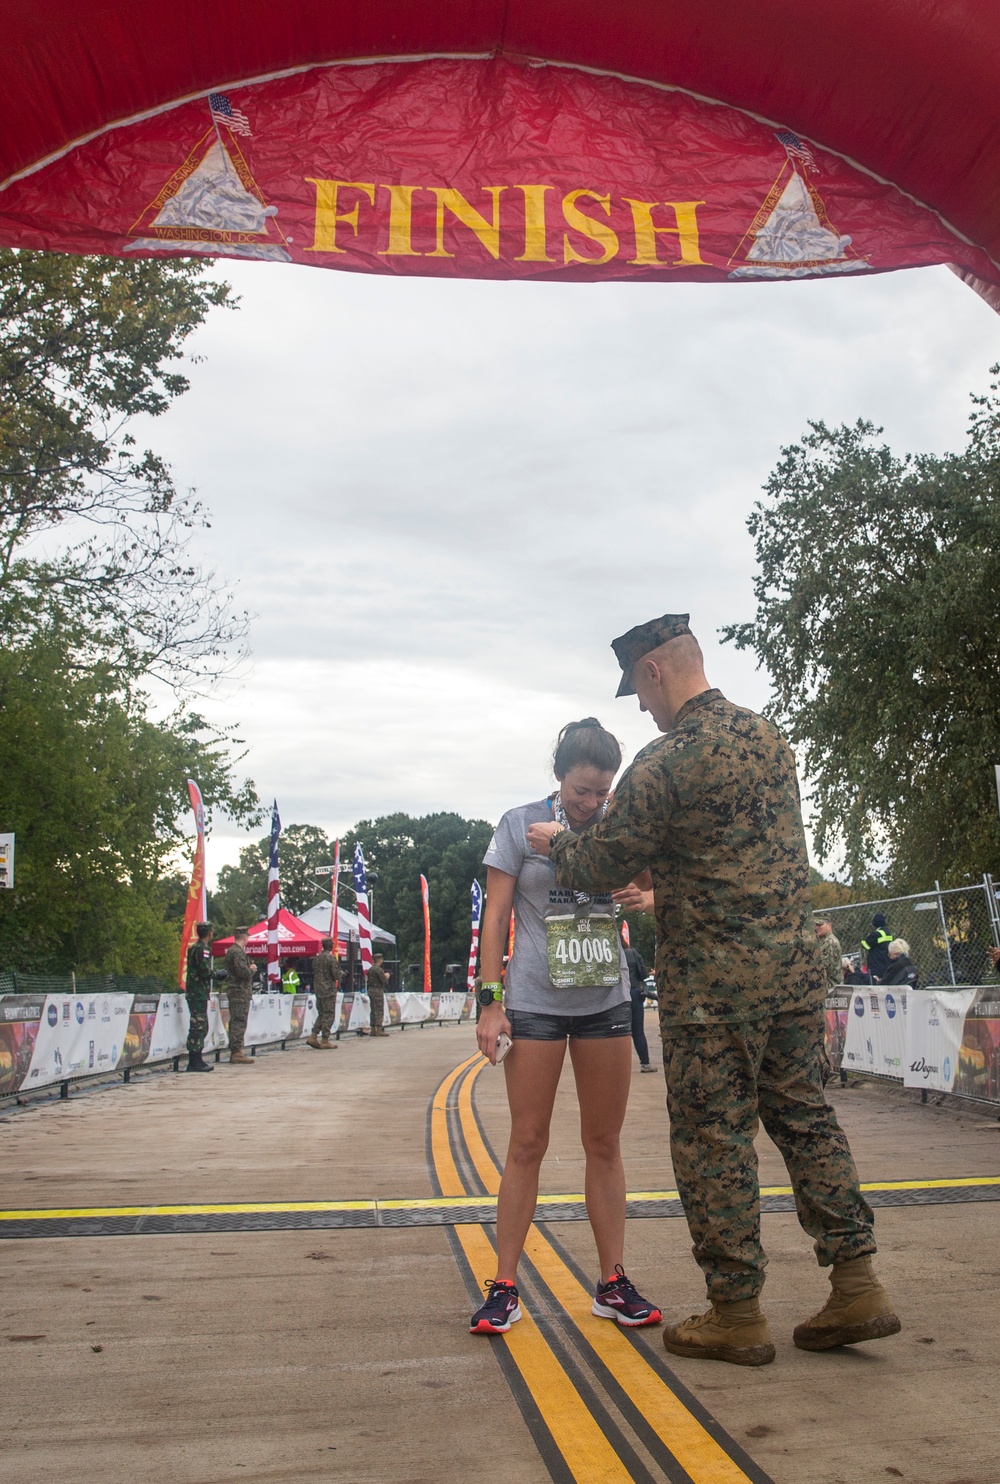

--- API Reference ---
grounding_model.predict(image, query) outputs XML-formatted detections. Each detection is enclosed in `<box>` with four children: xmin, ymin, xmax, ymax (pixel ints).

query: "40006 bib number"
<box><xmin>545</xmin><ymin>913</ymin><xmax>622</xmax><ymax>989</ymax></box>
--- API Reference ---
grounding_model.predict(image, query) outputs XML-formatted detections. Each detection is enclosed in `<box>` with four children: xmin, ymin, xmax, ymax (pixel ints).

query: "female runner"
<box><xmin>469</xmin><ymin>718</ymin><xmax>661</xmax><ymax>1335</ymax></box>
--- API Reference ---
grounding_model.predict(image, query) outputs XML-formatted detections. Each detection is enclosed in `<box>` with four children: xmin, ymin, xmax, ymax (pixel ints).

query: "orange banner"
<box><xmin>177</xmin><ymin>779</ymin><xmax>207</xmax><ymax>988</ymax></box>
<box><xmin>420</xmin><ymin>874</ymin><xmax>431</xmax><ymax>994</ymax></box>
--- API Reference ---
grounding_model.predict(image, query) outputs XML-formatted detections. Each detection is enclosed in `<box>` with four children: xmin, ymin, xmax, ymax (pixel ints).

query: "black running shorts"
<box><xmin>507</xmin><ymin>1004</ymin><xmax>632</xmax><ymax>1041</ymax></box>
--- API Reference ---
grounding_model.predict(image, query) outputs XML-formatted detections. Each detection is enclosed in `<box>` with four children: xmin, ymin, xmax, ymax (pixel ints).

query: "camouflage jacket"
<box><xmin>224</xmin><ymin>943</ymin><xmax>254</xmax><ymax>990</ymax></box>
<box><xmin>818</xmin><ymin>930</ymin><xmax>843</xmax><ymax>990</ymax></box>
<box><xmin>366</xmin><ymin>965</ymin><xmax>389</xmax><ymax>992</ymax></box>
<box><xmin>549</xmin><ymin>690</ymin><xmax>824</xmax><ymax>1027</ymax></box>
<box><xmin>313</xmin><ymin>951</ymin><xmax>343</xmax><ymax>995</ymax></box>
<box><xmin>185</xmin><ymin>941</ymin><xmax>213</xmax><ymax>994</ymax></box>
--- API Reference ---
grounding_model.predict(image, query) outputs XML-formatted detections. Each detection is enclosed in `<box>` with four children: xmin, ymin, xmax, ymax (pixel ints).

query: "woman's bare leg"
<box><xmin>569</xmin><ymin>1035</ymin><xmax>633</xmax><ymax>1279</ymax></box>
<box><xmin>495</xmin><ymin>1040</ymin><xmax>567</xmax><ymax>1281</ymax></box>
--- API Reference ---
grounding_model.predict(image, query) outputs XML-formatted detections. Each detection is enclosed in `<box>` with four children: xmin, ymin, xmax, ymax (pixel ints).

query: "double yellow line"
<box><xmin>431</xmin><ymin>1052</ymin><xmax>773</xmax><ymax>1484</ymax></box>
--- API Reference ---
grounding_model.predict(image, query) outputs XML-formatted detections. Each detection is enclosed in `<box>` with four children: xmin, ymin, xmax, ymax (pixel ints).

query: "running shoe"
<box><xmin>470</xmin><ymin>1279</ymin><xmax>521</xmax><ymax>1334</ymax></box>
<box><xmin>592</xmin><ymin>1266</ymin><xmax>662</xmax><ymax>1327</ymax></box>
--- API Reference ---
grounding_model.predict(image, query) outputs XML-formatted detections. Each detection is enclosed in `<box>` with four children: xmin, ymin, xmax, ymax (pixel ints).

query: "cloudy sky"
<box><xmin>135</xmin><ymin>261</ymin><xmax>1000</xmax><ymax>882</ymax></box>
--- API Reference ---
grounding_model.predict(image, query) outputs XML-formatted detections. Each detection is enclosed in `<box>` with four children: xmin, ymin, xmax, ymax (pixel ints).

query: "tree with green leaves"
<box><xmin>343</xmin><ymin>813</ymin><xmax>494</xmax><ymax>988</ymax></box>
<box><xmin>0</xmin><ymin>249</ymin><xmax>242</xmax><ymax>686</ymax></box>
<box><xmin>724</xmin><ymin>376</ymin><xmax>1000</xmax><ymax>891</ymax></box>
<box><xmin>0</xmin><ymin>619</ymin><xmax>258</xmax><ymax>974</ymax></box>
<box><xmin>0</xmin><ymin>251</ymin><xmax>257</xmax><ymax>973</ymax></box>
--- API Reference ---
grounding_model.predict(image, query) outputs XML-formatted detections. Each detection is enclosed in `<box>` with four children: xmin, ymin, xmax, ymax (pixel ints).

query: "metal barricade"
<box><xmin>813</xmin><ymin>876</ymin><xmax>1000</xmax><ymax>988</ymax></box>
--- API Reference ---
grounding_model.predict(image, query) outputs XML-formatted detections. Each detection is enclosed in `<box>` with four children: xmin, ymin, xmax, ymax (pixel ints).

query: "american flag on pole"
<box><xmin>209</xmin><ymin>92</ymin><xmax>252</xmax><ymax>137</ymax></box>
<box><xmin>328</xmin><ymin>838</ymin><xmax>341</xmax><ymax>953</ymax></box>
<box><xmin>466</xmin><ymin>880</ymin><xmax>483</xmax><ymax>992</ymax></box>
<box><xmin>266</xmin><ymin>802</ymin><xmax>281</xmax><ymax>990</ymax></box>
<box><xmin>353</xmin><ymin>844</ymin><xmax>374</xmax><ymax>977</ymax></box>
<box><xmin>775</xmin><ymin>129</ymin><xmax>818</xmax><ymax>172</ymax></box>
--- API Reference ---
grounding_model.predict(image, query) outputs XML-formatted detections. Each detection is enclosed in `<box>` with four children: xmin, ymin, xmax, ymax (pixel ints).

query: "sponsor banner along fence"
<box><xmin>826</xmin><ymin>987</ymin><xmax>1000</xmax><ymax>1101</ymax></box>
<box><xmin>0</xmin><ymin>990</ymin><xmax>474</xmax><ymax>1099</ymax></box>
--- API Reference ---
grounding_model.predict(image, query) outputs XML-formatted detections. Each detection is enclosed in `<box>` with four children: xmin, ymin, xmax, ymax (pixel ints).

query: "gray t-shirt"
<box><xmin>483</xmin><ymin>798</ymin><xmax>629</xmax><ymax>1016</ymax></box>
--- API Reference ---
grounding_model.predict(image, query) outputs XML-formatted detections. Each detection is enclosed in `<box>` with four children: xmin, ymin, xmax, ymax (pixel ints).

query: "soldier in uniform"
<box><xmin>815</xmin><ymin>918</ymin><xmax>844</xmax><ymax>990</ymax></box>
<box><xmin>223</xmin><ymin>927</ymin><xmax>256</xmax><ymax>1066</ymax></box>
<box><xmin>815</xmin><ymin>917</ymin><xmax>845</xmax><ymax>1086</ymax></box>
<box><xmin>308</xmin><ymin>936</ymin><xmax>342</xmax><ymax>1049</ymax></box>
<box><xmin>184</xmin><ymin>922</ymin><xmax>215</xmax><ymax>1073</ymax></box>
<box><xmin>527</xmin><ymin>614</ymin><xmax>900</xmax><ymax>1366</ymax></box>
<box><xmin>366</xmin><ymin>953</ymin><xmax>389</xmax><ymax>1037</ymax></box>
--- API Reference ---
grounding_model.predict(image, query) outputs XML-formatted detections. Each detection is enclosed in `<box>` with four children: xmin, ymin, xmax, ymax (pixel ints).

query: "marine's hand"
<box><xmin>476</xmin><ymin>1001</ymin><xmax>511</xmax><ymax>1064</ymax></box>
<box><xmin>612</xmin><ymin>883</ymin><xmax>654</xmax><ymax>914</ymax></box>
<box><xmin>526</xmin><ymin>821</ymin><xmax>562</xmax><ymax>856</ymax></box>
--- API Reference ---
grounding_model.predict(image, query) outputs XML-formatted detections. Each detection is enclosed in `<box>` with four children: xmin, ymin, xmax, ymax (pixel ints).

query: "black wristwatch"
<box><xmin>477</xmin><ymin>982</ymin><xmax>503</xmax><ymax>1007</ymax></box>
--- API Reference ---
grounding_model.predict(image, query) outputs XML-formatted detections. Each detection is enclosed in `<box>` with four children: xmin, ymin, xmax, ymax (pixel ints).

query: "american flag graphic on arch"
<box><xmin>208</xmin><ymin>92</ymin><xmax>252</xmax><ymax>137</ymax></box>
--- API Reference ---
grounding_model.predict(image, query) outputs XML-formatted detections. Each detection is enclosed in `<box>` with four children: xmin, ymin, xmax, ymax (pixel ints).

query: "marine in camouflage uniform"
<box><xmin>223</xmin><ymin>933</ymin><xmax>256</xmax><ymax>1065</ymax></box>
<box><xmin>529</xmin><ymin>615</ymin><xmax>898</xmax><ymax>1362</ymax></box>
<box><xmin>817</xmin><ymin>924</ymin><xmax>844</xmax><ymax>990</ymax></box>
<box><xmin>366</xmin><ymin>956</ymin><xmax>389</xmax><ymax>1036</ymax></box>
<box><xmin>308</xmin><ymin>939</ymin><xmax>342</xmax><ymax>1048</ymax></box>
<box><xmin>185</xmin><ymin>924</ymin><xmax>215</xmax><ymax>1073</ymax></box>
<box><xmin>815</xmin><ymin>921</ymin><xmax>844</xmax><ymax>1084</ymax></box>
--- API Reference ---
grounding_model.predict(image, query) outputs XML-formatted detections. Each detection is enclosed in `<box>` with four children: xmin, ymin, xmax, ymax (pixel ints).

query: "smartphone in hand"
<box><xmin>495</xmin><ymin>1032</ymin><xmax>513</xmax><ymax>1064</ymax></box>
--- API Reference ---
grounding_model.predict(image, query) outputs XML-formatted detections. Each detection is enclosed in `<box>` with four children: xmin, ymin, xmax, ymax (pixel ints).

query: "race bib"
<box><xmin>545</xmin><ymin>913</ymin><xmax>621</xmax><ymax>989</ymax></box>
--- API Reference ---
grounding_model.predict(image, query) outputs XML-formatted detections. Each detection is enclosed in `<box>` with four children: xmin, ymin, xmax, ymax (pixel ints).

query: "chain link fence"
<box><xmin>813</xmin><ymin>876</ymin><xmax>1000</xmax><ymax>988</ymax></box>
<box><xmin>0</xmin><ymin>971</ymin><xmax>175</xmax><ymax>997</ymax></box>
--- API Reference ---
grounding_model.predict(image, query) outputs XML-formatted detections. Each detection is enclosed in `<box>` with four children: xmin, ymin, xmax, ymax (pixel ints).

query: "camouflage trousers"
<box><xmin>186</xmin><ymin>991</ymin><xmax>209</xmax><ymax>1057</ymax></box>
<box><xmin>663</xmin><ymin>1008</ymin><xmax>876</xmax><ymax>1303</ymax></box>
<box><xmin>369</xmin><ymin>986</ymin><xmax>385</xmax><ymax>1032</ymax></box>
<box><xmin>313</xmin><ymin>991</ymin><xmax>337</xmax><ymax>1039</ymax></box>
<box><xmin>227</xmin><ymin>987</ymin><xmax>251</xmax><ymax>1054</ymax></box>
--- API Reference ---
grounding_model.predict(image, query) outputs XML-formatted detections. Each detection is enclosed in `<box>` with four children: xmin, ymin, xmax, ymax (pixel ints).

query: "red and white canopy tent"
<box><xmin>212</xmin><ymin>905</ymin><xmax>394</xmax><ymax>959</ymax></box>
<box><xmin>2</xmin><ymin>2</ymin><xmax>1000</xmax><ymax>305</ymax></box>
<box><xmin>212</xmin><ymin>908</ymin><xmax>328</xmax><ymax>961</ymax></box>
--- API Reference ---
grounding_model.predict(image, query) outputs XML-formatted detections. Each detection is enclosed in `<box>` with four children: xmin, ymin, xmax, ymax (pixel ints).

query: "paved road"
<box><xmin>1</xmin><ymin>1014</ymin><xmax>998</xmax><ymax>1483</ymax></box>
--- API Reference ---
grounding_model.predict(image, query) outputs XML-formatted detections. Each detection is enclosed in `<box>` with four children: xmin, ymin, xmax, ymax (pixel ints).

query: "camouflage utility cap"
<box><xmin>612</xmin><ymin>614</ymin><xmax>692</xmax><ymax>697</ymax></box>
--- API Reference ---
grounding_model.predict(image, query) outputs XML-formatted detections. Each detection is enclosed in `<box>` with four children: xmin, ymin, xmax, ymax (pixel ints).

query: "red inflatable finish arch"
<box><xmin>2</xmin><ymin>1</ymin><xmax>999</xmax><ymax>300</ymax></box>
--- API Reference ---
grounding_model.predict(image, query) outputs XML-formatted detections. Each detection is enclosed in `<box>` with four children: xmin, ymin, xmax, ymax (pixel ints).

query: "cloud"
<box><xmin>137</xmin><ymin>262</ymin><xmax>1000</xmax><ymax>877</ymax></box>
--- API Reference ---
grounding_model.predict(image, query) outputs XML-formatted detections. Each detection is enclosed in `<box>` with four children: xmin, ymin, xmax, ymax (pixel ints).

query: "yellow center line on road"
<box><xmin>431</xmin><ymin>1052</ymin><xmax>636</xmax><ymax>1483</ymax></box>
<box><xmin>1</xmin><ymin>1174</ymin><xmax>996</xmax><ymax>1224</ymax></box>
<box><xmin>458</xmin><ymin>1056</ymin><xmax>779</xmax><ymax>1484</ymax></box>
<box><xmin>0</xmin><ymin>1201</ymin><xmax>377</xmax><ymax>1221</ymax></box>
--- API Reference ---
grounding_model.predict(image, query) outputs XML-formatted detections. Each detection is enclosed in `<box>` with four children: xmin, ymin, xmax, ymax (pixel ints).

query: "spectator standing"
<box><xmin>814</xmin><ymin>918</ymin><xmax>843</xmax><ymax>1087</ymax></box>
<box><xmin>861</xmin><ymin>914</ymin><xmax>893</xmax><ymax>982</ymax></box>
<box><xmin>367</xmin><ymin>953</ymin><xmax>389</xmax><ymax>1037</ymax></box>
<box><xmin>623</xmin><ymin>934</ymin><xmax>655</xmax><ymax>1072</ymax></box>
<box><xmin>308</xmin><ymin>937</ymin><xmax>342</xmax><ymax>1049</ymax></box>
<box><xmin>223</xmin><ymin>927</ymin><xmax>256</xmax><ymax>1066</ymax></box>
<box><xmin>184</xmin><ymin>922</ymin><xmax>215</xmax><ymax>1074</ymax></box>
<box><xmin>815</xmin><ymin>919</ymin><xmax>843</xmax><ymax>991</ymax></box>
<box><xmin>281</xmin><ymin>962</ymin><xmax>300</xmax><ymax>995</ymax></box>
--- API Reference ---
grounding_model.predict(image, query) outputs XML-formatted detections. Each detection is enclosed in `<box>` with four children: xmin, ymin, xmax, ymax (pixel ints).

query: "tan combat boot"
<box><xmin>663</xmin><ymin>1298</ymin><xmax>775</xmax><ymax>1366</ymax></box>
<box><xmin>229</xmin><ymin>1050</ymin><xmax>255</xmax><ymax>1065</ymax></box>
<box><xmin>318</xmin><ymin>1037</ymin><xmax>337</xmax><ymax>1049</ymax></box>
<box><xmin>306</xmin><ymin>1034</ymin><xmax>323</xmax><ymax>1049</ymax></box>
<box><xmin>793</xmin><ymin>1256</ymin><xmax>901</xmax><ymax>1351</ymax></box>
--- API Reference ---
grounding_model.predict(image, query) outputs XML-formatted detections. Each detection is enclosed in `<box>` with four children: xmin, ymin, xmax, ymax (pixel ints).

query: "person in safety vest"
<box><xmin>861</xmin><ymin>915</ymin><xmax>893</xmax><ymax>983</ymax></box>
<box><xmin>281</xmin><ymin>963</ymin><xmax>300</xmax><ymax>995</ymax></box>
